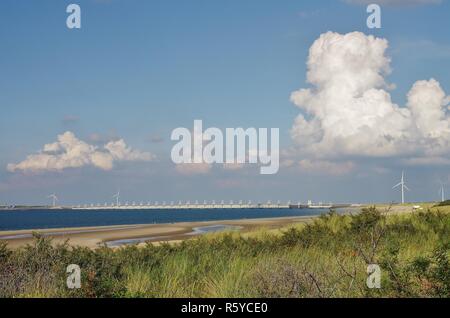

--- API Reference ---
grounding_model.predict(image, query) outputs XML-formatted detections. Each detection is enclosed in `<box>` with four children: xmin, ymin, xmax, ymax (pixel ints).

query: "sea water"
<box><xmin>0</xmin><ymin>208</ymin><xmax>338</xmax><ymax>231</ymax></box>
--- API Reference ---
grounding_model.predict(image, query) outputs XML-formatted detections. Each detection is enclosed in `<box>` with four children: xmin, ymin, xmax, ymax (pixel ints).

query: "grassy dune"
<box><xmin>0</xmin><ymin>207</ymin><xmax>449</xmax><ymax>298</ymax></box>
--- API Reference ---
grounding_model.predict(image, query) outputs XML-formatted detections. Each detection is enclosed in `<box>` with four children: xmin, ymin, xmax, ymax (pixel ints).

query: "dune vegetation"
<box><xmin>0</xmin><ymin>207</ymin><xmax>449</xmax><ymax>298</ymax></box>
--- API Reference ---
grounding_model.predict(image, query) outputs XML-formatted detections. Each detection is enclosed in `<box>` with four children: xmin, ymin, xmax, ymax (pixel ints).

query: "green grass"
<box><xmin>0</xmin><ymin>207</ymin><xmax>449</xmax><ymax>298</ymax></box>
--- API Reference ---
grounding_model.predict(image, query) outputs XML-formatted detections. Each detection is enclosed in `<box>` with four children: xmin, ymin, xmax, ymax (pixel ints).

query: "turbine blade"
<box><xmin>404</xmin><ymin>185</ymin><xmax>410</xmax><ymax>191</ymax></box>
<box><xmin>392</xmin><ymin>182</ymin><xmax>402</xmax><ymax>189</ymax></box>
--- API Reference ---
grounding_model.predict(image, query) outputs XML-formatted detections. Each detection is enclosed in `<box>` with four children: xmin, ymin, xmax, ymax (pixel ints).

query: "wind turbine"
<box><xmin>47</xmin><ymin>194</ymin><xmax>58</xmax><ymax>207</ymax></box>
<box><xmin>392</xmin><ymin>171</ymin><xmax>410</xmax><ymax>204</ymax></box>
<box><xmin>439</xmin><ymin>181</ymin><xmax>445</xmax><ymax>202</ymax></box>
<box><xmin>112</xmin><ymin>189</ymin><xmax>120</xmax><ymax>207</ymax></box>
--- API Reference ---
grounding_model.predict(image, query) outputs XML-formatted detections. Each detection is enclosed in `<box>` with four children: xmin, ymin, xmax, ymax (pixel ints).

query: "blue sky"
<box><xmin>1</xmin><ymin>0</ymin><xmax>450</xmax><ymax>205</ymax></box>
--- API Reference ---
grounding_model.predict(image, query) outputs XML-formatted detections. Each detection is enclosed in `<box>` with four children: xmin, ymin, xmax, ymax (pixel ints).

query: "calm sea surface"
<box><xmin>0</xmin><ymin>208</ymin><xmax>341</xmax><ymax>231</ymax></box>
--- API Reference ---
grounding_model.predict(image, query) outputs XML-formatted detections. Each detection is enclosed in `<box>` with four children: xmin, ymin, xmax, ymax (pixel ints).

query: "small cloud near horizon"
<box><xmin>148</xmin><ymin>134</ymin><xmax>164</xmax><ymax>143</ymax></box>
<box><xmin>62</xmin><ymin>115</ymin><xmax>79</xmax><ymax>125</ymax></box>
<box><xmin>175</xmin><ymin>163</ymin><xmax>211</xmax><ymax>175</ymax></box>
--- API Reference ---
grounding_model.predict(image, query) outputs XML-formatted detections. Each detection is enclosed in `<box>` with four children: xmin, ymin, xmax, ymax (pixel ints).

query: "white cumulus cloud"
<box><xmin>7</xmin><ymin>131</ymin><xmax>154</xmax><ymax>173</ymax></box>
<box><xmin>290</xmin><ymin>31</ymin><xmax>450</xmax><ymax>164</ymax></box>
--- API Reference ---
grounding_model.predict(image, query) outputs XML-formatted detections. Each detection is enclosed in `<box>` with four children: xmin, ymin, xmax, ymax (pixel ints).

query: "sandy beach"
<box><xmin>0</xmin><ymin>204</ymin><xmax>425</xmax><ymax>249</ymax></box>
<box><xmin>0</xmin><ymin>215</ymin><xmax>316</xmax><ymax>249</ymax></box>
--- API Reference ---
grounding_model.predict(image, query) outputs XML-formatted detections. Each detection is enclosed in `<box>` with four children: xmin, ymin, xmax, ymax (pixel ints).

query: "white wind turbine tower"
<box><xmin>112</xmin><ymin>189</ymin><xmax>120</xmax><ymax>207</ymax></box>
<box><xmin>47</xmin><ymin>194</ymin><xmax>58</xmax><ymax>207</ymax></box>
<box><xmin>439</xmin><ymin>181</ymin><xmax>445</xmax><ymax>202</ymax></box>
<box><xmin>392</xmin><ymin>171</ymin><xmax>410</xmax><ymax>204</ymax></box>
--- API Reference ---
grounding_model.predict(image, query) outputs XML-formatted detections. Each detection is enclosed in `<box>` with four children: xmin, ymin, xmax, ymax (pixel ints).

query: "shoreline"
<box><xmin>0</xmin><ymin>204</ymin><xmax>423</xmax><ymax>249</ymax></box>
<box><xmin>0</xmin><ymin>215</ymin><xmax>319</xmax><ymax>249</ymax></box>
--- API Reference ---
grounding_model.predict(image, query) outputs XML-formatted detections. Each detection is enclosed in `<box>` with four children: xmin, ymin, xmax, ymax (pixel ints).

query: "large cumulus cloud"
<box><xmin>290</xmin><ymin>31</ymin><xmax>450</xmax><ymax>166</ymax></box>
<box><xmin>7</xmin><ymin>131</ymin><xmax>154</xmax><ymax>173</ymax></box>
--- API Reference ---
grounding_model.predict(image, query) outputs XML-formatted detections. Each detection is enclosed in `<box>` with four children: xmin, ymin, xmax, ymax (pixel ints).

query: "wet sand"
<box><xmin>0</xmin><ymin>215</ymin><xmax>315</xmax><ymax>249</ymax></box>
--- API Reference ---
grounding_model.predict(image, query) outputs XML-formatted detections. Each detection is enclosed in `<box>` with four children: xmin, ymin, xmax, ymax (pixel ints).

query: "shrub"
<box><xmin>0</xmin><ymin>207</ymin><xmax>448</xmax><ymax>298</ymax></box>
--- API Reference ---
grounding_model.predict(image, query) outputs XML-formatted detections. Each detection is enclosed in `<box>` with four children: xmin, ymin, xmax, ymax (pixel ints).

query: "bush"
<box><xmin>0</xmin><ymin>208</ymin><xmax>448</xmax><ymax>298</ymax></box>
